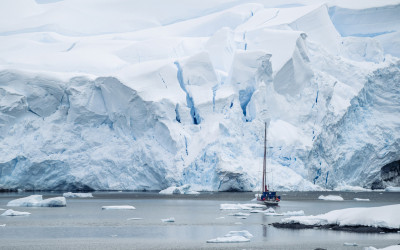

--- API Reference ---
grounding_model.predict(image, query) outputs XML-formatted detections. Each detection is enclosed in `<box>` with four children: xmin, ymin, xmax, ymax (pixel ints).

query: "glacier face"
<box><xmin>0</xmin><ymin>0</ymin><xmax>399</xmax><ymax>191</ymax></box>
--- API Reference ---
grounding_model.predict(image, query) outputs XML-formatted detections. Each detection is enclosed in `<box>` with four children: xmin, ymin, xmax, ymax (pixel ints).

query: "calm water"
<box><xmin>0</xmin><ymin>191</ymin><xmax>399</xmax><ymax>250</ymax></box>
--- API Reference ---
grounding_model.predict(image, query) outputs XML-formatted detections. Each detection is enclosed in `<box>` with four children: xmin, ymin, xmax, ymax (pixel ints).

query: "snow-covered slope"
<box><xmin>0</xmin><ymin>0</ymin><xmax>399</xmax><ymax>191</ymax></box>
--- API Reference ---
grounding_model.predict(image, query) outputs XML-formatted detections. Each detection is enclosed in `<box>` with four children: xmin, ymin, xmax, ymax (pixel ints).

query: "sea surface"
<box><xmin>0</xmin><ymin>191</ymin><xmax>399</xmax><ymax>250</ymax></box>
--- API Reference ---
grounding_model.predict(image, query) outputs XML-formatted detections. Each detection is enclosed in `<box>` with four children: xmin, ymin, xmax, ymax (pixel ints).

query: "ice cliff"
<box><xmin>0</xmin><ymin>0</ymin><xmax>399</xmax><ymax>191</ymax></box>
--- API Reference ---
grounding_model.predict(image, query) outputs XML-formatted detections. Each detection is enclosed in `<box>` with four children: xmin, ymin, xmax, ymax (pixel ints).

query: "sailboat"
<box><xmin>257</xmin><ymin>122</ymin><xmax>280</xmax><ymax>206</ymax></box>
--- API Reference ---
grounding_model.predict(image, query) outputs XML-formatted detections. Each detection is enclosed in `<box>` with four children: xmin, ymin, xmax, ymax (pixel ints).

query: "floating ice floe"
<box><xmin>318</xmin><ymin>195</ymin><xmax>344</xmax><ymax>201</ymax></box>
<box><xmin>101</xmin><ymin>205</ymin><xmax>135</xmax><ymax>210</ymax></box>
<box><xmin>127</xmin><ymin>217</ymin><xmax>143</xmax><ymax>220</ymax></box>
<box><xmin>1</xmin><ymin>209</ymin><xmax>31</xmax><ymax>216</ymax></box>
<box><xmin>161</xmin><ymin>217</ymin><xmax>175</xmax><ymax>222</ymax></box>
<box><xmin>0</xmin><ymin>208</ymin><xmax>5</xmax><ymax>211</ymax></box>
<box><xmin>280</xmin><ymin>204</ymin><xmax>400</xmax><ymax>229</ymax></box>
<box><xmin>0</xmin><ymin>224</ymin><xmax>6</xmax><ymax>226</ymax></box>
<box><xmin>229</xmin><ymin>212</ymin><xmax>250</xmax><ymax>217</ymax></box>
<box><xmin>354</xmin><ymin>198</ymin><xmax>370</xmax><ymax>201</ymax></box>
<box><xmin>220</xmin><ymin>203</ymin><xmax>265</xmax><ymax>210</ymax></box>
<box><xmin>63</xmin><ymin>192</ymin><xmax>93</xmax><ymax>198</ymax></box>
<box><xmin>282</xmin><ymin>210</ymin><xmax>305</xmax><ymax>216</ymax></box>
<box><xmin>216</xmin><ymin>217</ymin><xmax>225</xmax><ymax>220</ymax></box>
<box><xmin>384</xmin><ymin>187</ymin><xmax>400</xmax><ymax>192</ymax></box>
<box><xmin>343</xmin><ymin>242</ymin><xmax>358</xmax><ymax>246</ymax></box>
<box><xmin>264</xmin><ymin>207</ymin><xmax>283</xmax><ymax>216</ymax></box>
<box><xmin>250</xmin><ymin>209</ymin><xmax>264</xmax><ymax>213</ymax></box>
<box><xmin>7</xmin><ymin>195</ymin><xmax>66</xmax><ymax>207</ymax></box>
<box><xmin>207</xmin><ymin>230</ymin><xmax>253</xmax><ymax>243</ymax></box>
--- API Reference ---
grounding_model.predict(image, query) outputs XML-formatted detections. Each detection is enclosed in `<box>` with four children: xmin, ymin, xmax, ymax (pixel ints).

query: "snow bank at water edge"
<box><xmin>385</xmin><ymin>187</ymin><xmax>400</xmax><ymax>192</ymax></box>
<box><xmin>318</xmin><ymin>195</ymin><xmax>344</xmax><ymax>201</ymax></box>
<box><xmin>365</xmin><ymin>245</ymin><xmax>400</xmax><ymax>250</ymax></box>
<box><xmin>101</xmin><ymin>205</ymin><xmax>135</xmax><ymax>210</ymax></box>
<box><xmin>7</xmin><ymin>195</ymin><xmax>66</xmax><ymax>207</ymax></box>
<box><xmin>1</xmin><ymin>209</ymin><xmax>30</xmax><ymax>216</ymax></box>
<box><xmin>274</xmin><ymin>204</ymin><xmax>400</xmax><ymax>233</ymax></box>
<box><xmin>63</xmin><ymin>192</ymin><xmax>93</xmax><ymax>198</ymax></box>
<box><xmin>207</xmin><ymin>230</ymin><xmax>253</xmax><ymax>243</ymax></box>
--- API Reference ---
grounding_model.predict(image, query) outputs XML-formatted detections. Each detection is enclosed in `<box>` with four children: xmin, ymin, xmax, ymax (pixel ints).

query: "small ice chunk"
<box><xmin>318</xmin><ymin>195</ymin><xmax>344</xmax><ymax>201</ymax></box>
<box><xmin>7</xmin><ymin>195</ymin><xmax>66</xmax><ymax>207</ymax></box>
<box><xmin>0</xmin><ymin>208</ymin><xmax>5</xmax><ymax>211</ymax></box>
<box><xmin>229</xmin><ymin>212</ymin><xmax>250</xmax><ymax>217</ymax></box>
<box><xmin>250</xmin><ymin>209</ymin><xmax>264</xmax><ymax>213</ymax></box>
<box><xmin>63</xmin><ymin>192</ymin><xmax>93</xmax><ymax>198</ymax></box>
<box><xmin>343</xmin><ymin>242</ymin><xmax>358</xmax><ymax>246</ymax></box>
<box><xmin>225</xmin><ymin>231</ymin><xmax>253</xmax><ymax>238</ymax></box>
<box><xmin>1</xmin><ymin>209</ymin><xmax>31</xmax><ymax>216</ymax></box>
<box><xmin>0</xmin><ymin>224</ymin><xmax>6</xmax><ymax>227</ymax></box>
<box><xmin>110</xmin><ymin>235</ymin><xmax>118</xmax><ymax>237</ymax></box>
<box><xmin>354</xmin><ymin>198</ymin><xmax>370</xmax><ymax>201</ymax></box>
<box><xmin>127</xmin><ymin>218</ymin><xmax>143</xmax><ymax>220</ymax></box>
<box><xmin>265</xmin><ymin>208</ymin><xmax>275</xmax><ymax>213</ymax></box>
<box><xmin>102</xmin><ymin>205</ymin><xmax>135</xmax><ymax>210</ymax></box>
<box><xmin>161</xmin><ymin>217</ymin><xmax>175</xmax><ymax>222</ymax></box>
<box><xmin>234</xmin><ymin>222</ymin><xmax>243</xmax><ymax>225</ymax></box>
<box><xmin>264</xmin><ymin>207</ymin><xmax>283</xmax><ymax>216</ymax></box>
<box><xmin>282</xmin><ymin>210</ymin><xmax>305</xmax><ymax>216</ymax></box>
<box><xmin>207</xmin><ymin>230</ymin><xmax>253</xmax><ymax>243</ymax></box>
<box><xmin>216</xmin><ymin>217</ymin><xmax>225</xmax><ymax>220</ymax></box>
<box><xmin>207</xmin><ymin>236</ymin><xmax>250</xmax><ymax>243</ymax></box>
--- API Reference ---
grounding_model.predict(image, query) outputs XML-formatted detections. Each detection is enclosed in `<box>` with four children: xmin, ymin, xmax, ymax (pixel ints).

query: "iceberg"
<box><xmin>127</xmin><ymin>218</ymin><xmax>143</xmax><ymax>221</ymax></box>
<box><xmin>1</xmin><ymin>209</ymin><xmax>30</xmax><ymax>216</ymax></box>
<box><xmin>207</xmin><ymin>230</ymin><xmax>253</xmax><ymax>243</ymax></box>
<box><xmin>63</xmin><ymin>192</ymin><xmax>93</xmax><ymax>198</ymax></box>
<box><xmin>318</xmin><ymin>195</ymin><xmax>344</xmax><ymax>201</ymax></box>
<box><xmin>7</xmin><ymin>195</ymin><xmax>66</xmax><ymax>207</ymax></box>
<box><xmin>101</xmin><ymin>205</ymin><xmax>135</xmax><ymax>210</ymax></box>
<box><xmin>343</xmin><ymin>243</ymin><xmax>358</xmax><ymax>246</ymax></box>
<box><xmin>354</xmin><ymin>198</ymin><xmax>370</xmax><ymax>201</ymax></box>
<box><xmin>161</xmin><ymin>217</ymin><xmax>175</xmax><ymax>223</ymax></box>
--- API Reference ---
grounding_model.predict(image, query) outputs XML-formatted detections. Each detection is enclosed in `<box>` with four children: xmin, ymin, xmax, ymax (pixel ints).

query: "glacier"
<box><xmin>0</xmin><ymin>0</ymin><xmax>399</xmax><ymax>191</ymax></box>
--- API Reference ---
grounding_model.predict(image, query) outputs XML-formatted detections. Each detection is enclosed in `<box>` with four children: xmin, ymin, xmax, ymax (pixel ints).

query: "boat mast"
<box><xmin>262</xmin><ymin>122</ymin><xmax>267</xmax><ymax>193</ymax></box>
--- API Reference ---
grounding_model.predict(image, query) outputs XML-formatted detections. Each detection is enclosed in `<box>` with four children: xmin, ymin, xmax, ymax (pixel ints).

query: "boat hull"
<box><xmin>257</xmin><ymin>197</ymin><xmax>280</xmax><ymax>206</ymax></box>
<box><xmin>262</xmin><ymin>200</ymin><xmax>279</xmax><ymax>206</ymax></box>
